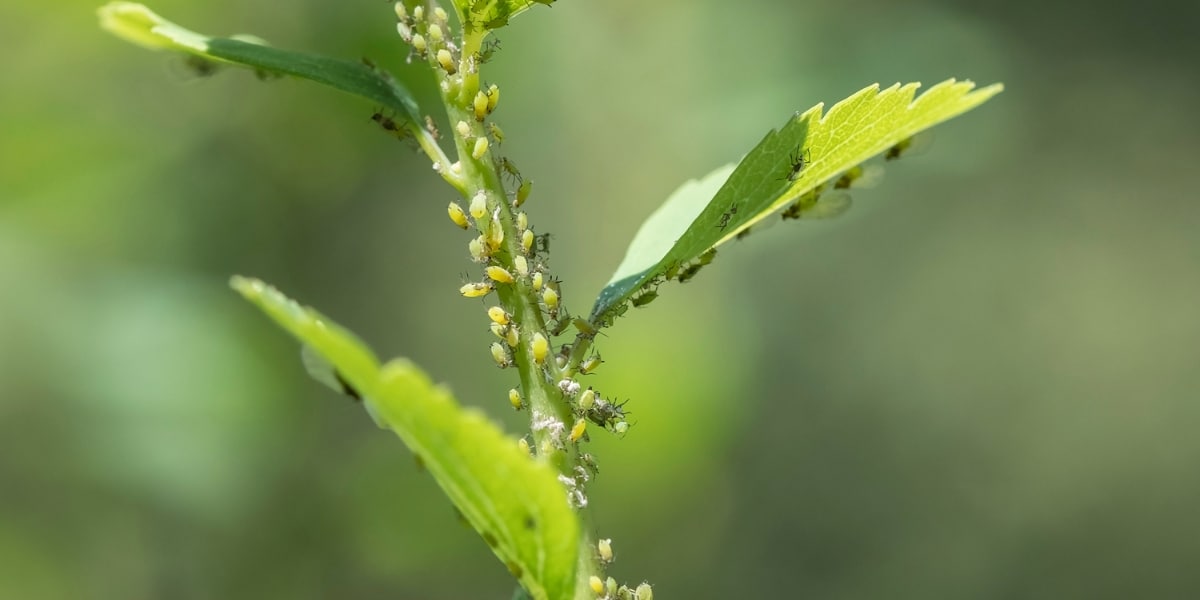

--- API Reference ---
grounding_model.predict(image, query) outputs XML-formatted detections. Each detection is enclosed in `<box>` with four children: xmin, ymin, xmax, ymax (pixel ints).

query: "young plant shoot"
<box><xmin>98</xmin><ymin>1</ymin><xmax>1002</xmax><ymax>598</ymax></box>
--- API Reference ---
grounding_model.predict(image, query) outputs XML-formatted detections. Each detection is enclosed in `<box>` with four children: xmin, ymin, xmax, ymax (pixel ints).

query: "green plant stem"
<box><xmin>421</xmin><ymin>9</ymin><xmax>600</xmax><ymax>596</ymax></box>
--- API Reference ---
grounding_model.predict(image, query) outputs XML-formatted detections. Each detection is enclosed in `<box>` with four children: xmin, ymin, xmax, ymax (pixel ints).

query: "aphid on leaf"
<box><xmin>782</xmin><ymin>147</ymin><xmax>811</xmax><ymax>181</ymax></box>
<box><xmin>717</xmin><ymin>204</ymin><xmax>738</xmax><ymax>231</ymax></box>
<box><xmin>833</xmin><ymin>164</ymin><xmax>884</xmax><ymax>189</ymax></box>
<box><xmin>631</xmin><ymin>288</ymin><xmax>659</xmax><ymax>308</ymax></box>
<box><xmin>300</xmin><ymin>345</ymin><xmax>389</xmax><ymax>428</ymax></box>
<box><xmin>885</xmin><ymin>131</ymin><xmax>934</xmax><ymax>160</ymax></box>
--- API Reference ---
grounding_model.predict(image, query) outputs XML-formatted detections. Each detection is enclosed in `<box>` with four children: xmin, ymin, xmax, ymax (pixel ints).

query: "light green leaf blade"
<box><xmin>590</xmin><ymin>79</ymin><xmax>1003</xmax><ymax>322</ymax></box>
<box><xmin>98</xmin><ymin>2</ymin><xmax>419</xmax><ymax>123</ymax></box>
<box><xmin>450</xmin><ymin>0</ymin><xmax>555</xmax><ymax>32</ymax></box>
<box><xmin>230</xmin><ymin>277</ymin><xmax>579</xmax><ymax>600</ymax></box>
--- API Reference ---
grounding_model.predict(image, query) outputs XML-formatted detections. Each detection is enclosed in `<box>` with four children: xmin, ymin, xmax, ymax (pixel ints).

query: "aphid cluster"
<box><xmin>589</xmin><ymin>572</ymin><xmax>654</xmax><ymax>600</ymax></box>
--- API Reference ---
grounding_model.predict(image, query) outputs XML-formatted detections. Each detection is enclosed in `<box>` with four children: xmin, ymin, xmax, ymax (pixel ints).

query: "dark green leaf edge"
<box><xmin>98</xmin><ymin>2</ymin><xmax>420</xmax><ymax>123</ymax></box>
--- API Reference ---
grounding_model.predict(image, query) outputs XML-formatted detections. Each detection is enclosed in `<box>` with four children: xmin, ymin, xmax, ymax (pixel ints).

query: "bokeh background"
<box><xmin>3</xmin><ymin>0</ymin><xmax>1199</xmax><ymax>598</ymax></box>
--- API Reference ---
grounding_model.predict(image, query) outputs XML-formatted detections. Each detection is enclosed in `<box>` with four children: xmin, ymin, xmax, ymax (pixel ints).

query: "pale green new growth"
<box><xmin>231</xmin><ymin>277</ymin><xmax>580</xmax><ymax>600</ymax></box>
<box><xmin>590</xmin><ymin>80</ymin><xmax>1003</xmax><ymax>323</ymax></box>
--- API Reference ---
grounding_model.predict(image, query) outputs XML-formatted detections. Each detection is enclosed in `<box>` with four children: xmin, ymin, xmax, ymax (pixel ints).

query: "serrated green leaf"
<box><xmin>452</xmin><ymin>0</ymin><xmax>555</xmax><ymax>32</ymax></box>
<box><xmin>230</xmin><ymin>277</ymin><xmax>579</xmax><ymax>600</ymax></box>
<box><xmin>590</xmin><ymin>79</ymin><xmax>1003</xmax><ymax>322</ymax></box>
<box><xmin>98</xmin><ymin>2</ymin><xmax>419</xmax><ymax>123</ymax></box>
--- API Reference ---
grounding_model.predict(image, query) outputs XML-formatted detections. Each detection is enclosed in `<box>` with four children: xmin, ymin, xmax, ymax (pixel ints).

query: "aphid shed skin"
<box><xmin>785</xmin><ymin>147</ymin><xmax>811</xmax><ymax>181</ymax></box>
<box><xmin>635</xmin><ymin>582</ymin><xmax>653</xmax><ymax>600</ymax></box>
<box><xmin>455</xmin><ymin>120</ymin><xmax>471</xmax><ymax>138</ymax></box>
<box><xmin>598</xmin><ymin>538</ymin><xmax>614</xmax><ymax>562</ymax></box>
<box><xmin>469</xmin><ymin>190</ymin><xmax>487</xmax><ymax>219</ymax></box>
<box><xmin>513</xmin><ymin>255</ymin><xmax>529</xmax><ymax>278</ymax></box>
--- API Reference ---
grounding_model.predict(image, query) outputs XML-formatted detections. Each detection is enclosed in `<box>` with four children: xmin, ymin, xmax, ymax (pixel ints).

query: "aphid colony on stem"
<box><xmin>393</xmin><ymin>3</ymin><xmax>654</xmax><ymax>594</ymax></box>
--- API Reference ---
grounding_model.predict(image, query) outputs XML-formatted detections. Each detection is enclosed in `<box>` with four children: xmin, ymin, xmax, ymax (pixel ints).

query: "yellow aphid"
<box><xmin>486</xmin><ymin>266</ymin><xmax>514</xmax><ymax>284</ymax></box>
<box><xmin>411</xmin><ymin>33</ymin><xmax>427</xmax><ymax>54</ymax></box>
<box><xmin>468</xmin><ymin>236</ymin><xmax>487</xmax><ymax>262</ymax></box>
<box><xmin>469</xmin><ymin>190</ymin><xmax>487</xmax><ymax>219</ymax></box>
<box><xmin>598</xmin><ymin>538</ymin><xmax>613</xmax><ymax>562</ymax></box>
<box><xmin>450</xmin><ymin>161</ymin><xmax>463</xmax><ymax>175</ymax></box>
<box><xmin>579</xmin><ymin>388</ymin><xmax>596</xmax><ymax>410</ymax></box>
<box><xmin>513</xmin><ymin>255</ymin><xmax>529</xmax><ymax>278</ymax></box>
<box><xmin>490</xmin><ymin>322</ymin><xmax>506</xmax><ymax>339</ymax></box>
<box><xmin>436</xmin><ymin>49</ymin><xmax>455</xmax><ymax>73</ymax></box>
<box><xmin>515</xmin><ymin>179</ymin><xmax>532</xmax><ymax>207</ymax></box>
<box><xmin>531</xmin><ymin>332</ymin><xmax>549</xmax><ymax>364</ymax></box>
<box><xmin>394</xmin><ymin>3</ymin><xmax>407</xmax><ymax>20</ymax></box>
<box><xmin>472</xmin><ymin>136</ymin><xmax>489</xmax><ymax>160</ymax></box>
<box><xmin>429</xmin><ymin>24</ymin><xmax>445</xmax><ymax>43</ymax></box>
<box><xmin>532</xmin><ymin>271</ymin><xmax>543</xmax><ymax>291</ymax></box>
<box><xmin>490</xmin><ymin>342</ymin><xmax>510</xmax><ymax>368</ymax></box>
<box><xmin>505</xmin><ymin>325</ymin><xmax>519</xmax><ymax>348</ymax></box>
<box><xmin>473</xmin><ymin>91</ymin><xmax>489</xmax><ymax>121</ymax></box>
<box><xmin>606</xmin><ymin>577</ymin><xmax>617</xmax><ymax>597</ymax></box>
<box><xmin>486</xmin><ymin>83</ymin><xmax>500</xmax><ymax>113</ymax></box>
<box><xmin>487</xmin><ymin>306</ymin><xmax>509</xmax><ymax>326</ymax></box>
<box><xmin>448</xmin><ymin>202</ymin><xmax>469</xmax><ymax>229</ymax></box>
<box><xmin>456</xmin><ymin>120</ymin><xmax>471</xmax><ymax>138</ymax></box>
<box><xmin>508</xmin><ymin>388</ymin><xmax>523</xmax><ymax>410</ymax></box>
<box><xmin>589</xmin><ymin>576</ymin><xmax>604</xmax><ymax>596</ymax></box>
<box><xmin>412</xmin><ymin>5</ymin><xmax>424</xmax><ymax>20</ymax></box>
<box><xmin>542</xmin><ymin>287</ymin><xmax>559</xmax><ymax>310</ymax></box>
<box><xmin>516</xmin><ymin>211</ymin><xmax>528</xmax><ymax>231</ymax></box>
<box><xmin>522</xmin><ymin>229</ymin><xmax>535</xmax><ymax>255</ymax></box>
<box><xmin>433</xmin><ymin>6</ymin><xmax>448</xmax><ymax>22</ymax></box>
<box><xmin>460</xmin><ymin>281</ymin><xmax>493</xmax><ymax>298</ymax></box>
<box><xmin>517</xmin><ymin>437</ymin><xmax>531</xmax><ymax>454</ymax></box>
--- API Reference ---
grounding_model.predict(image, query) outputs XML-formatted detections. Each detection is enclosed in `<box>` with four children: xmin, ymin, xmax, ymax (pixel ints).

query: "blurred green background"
<box><xmin>3</xmin><ymin>0</ymin><xmax>1199</xmax><ymax>598</ymax></box>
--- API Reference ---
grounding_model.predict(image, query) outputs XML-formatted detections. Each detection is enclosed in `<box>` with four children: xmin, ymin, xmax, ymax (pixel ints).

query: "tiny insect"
<box><xmin>498</xmin><ymin>157</ymin><xmax>522</xmax><ymax>184</ymax></box>
<box><xmin>631</xmin><ymin>288</ymin><xmax>659</xmax><ymax>308</ymax></box>
<box><xmin>475</xmin><ymin>38</ymin><xmax>502</xmax><ymax>64</ymax></box>
<box><xmin>717</xmin><ymin>204</ymin><xmax>738</xmax><ymax>231</ymax></box>
<box><xmin>783</xmin><ymin>147</ymin><xmax>811</xmax><ymax>181</ymax></box>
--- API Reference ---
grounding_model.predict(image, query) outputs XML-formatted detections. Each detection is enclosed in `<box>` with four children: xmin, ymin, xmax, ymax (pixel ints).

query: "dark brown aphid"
<box><xmin>783</xmin><ymin>147</ymin><xmax>811</xmax><ymax>181</ymax></box>
<box><xmin>717</xmin><ymin>204</ymin><xmax>738</xmax><ymax>231</ymax></box>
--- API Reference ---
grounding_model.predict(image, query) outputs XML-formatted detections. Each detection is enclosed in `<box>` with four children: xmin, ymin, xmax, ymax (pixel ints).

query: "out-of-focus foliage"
<box><xmin>3</xmin><ymin>0</ymin><xmax>1200</xmax><ymax>599</ymax></box>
